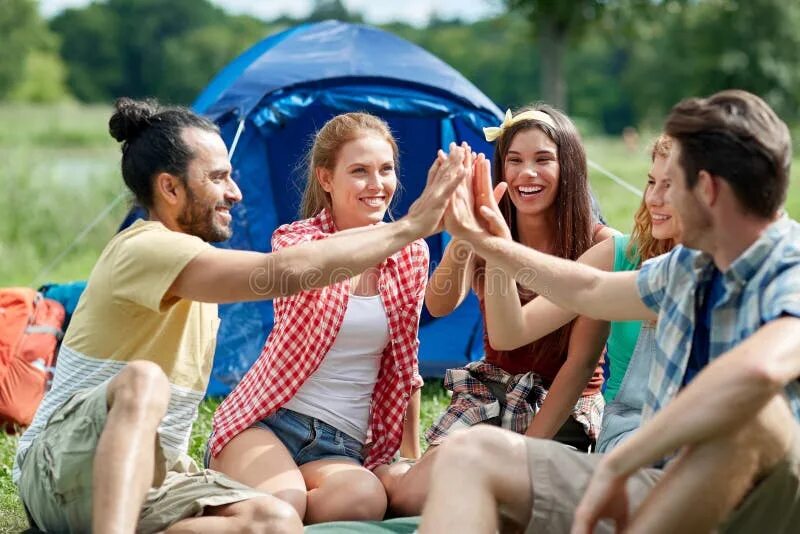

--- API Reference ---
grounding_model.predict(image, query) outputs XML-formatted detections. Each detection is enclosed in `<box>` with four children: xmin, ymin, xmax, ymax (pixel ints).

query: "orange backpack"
<box><xmin>0</xmin><ymin>288</ymin><xmax>65</xmax><ymax>431</ymax></box>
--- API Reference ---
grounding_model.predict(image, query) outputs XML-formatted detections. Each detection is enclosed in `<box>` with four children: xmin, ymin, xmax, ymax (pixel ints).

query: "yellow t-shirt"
<box><xmin>15</xmin><ymin>220</ymin><xmax>217</xmax><ymax>480</ymax></box>
<box><xmin>65</xmin><ymin>219</ymin><xmax>218</xmax><ymax>391</ymax></box>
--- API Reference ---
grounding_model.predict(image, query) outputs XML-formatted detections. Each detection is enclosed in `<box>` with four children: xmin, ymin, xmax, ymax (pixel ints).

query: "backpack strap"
<box><xmin>24</xmin><ymin>325</ymin><xmax>64</xmax><ymax>341</ymax></box>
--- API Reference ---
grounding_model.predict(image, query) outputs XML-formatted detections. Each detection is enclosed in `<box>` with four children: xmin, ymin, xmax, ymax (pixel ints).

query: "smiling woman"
<box><xmin>301</xmin><ymin>114</ymin><xmax>400</xmax><ymax>228</ymax></box>
<box><xmin>206</xmin><ymin>112</ymin><xmax>433</xmax><ymax>525</ymax></box>
<box><xmin>382</xmin><ymin>104</ymin><xmax>616</xmax><ymax>517</ymax></box>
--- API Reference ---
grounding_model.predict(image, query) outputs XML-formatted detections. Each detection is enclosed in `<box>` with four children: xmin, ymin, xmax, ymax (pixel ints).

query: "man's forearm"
<box><xmin>469</xmin><ymin>234</ymin><xmax>653</xmax><ymax>322</ymax></box>
<box><xmin>257</xmin><ymin>218</ymin><xmax>420</xmax><ymax>297</ymax></box>
<box><xmin>605</xmin><ymin>321</ymin><xmax>800</xmax><ymax>476</ymax></box>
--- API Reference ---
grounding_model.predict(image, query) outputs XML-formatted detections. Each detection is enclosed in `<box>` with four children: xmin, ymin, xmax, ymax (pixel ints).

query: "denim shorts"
<box><xmin>257</xmin><ymin>408</ymin><xmax>364</xmax><ymax>466</ymax></box>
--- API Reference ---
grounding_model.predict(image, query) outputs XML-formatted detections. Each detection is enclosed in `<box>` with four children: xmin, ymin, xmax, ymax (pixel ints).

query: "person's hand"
<box><xmin>443</xmin><ymin>157</ymin><xmax>489</xmax><ymax>242</ymax></box>
<box><xmin>407</xmin><ymin>142</ymin><xmax>473</xmax><ymax>238</ymax></box>
<box><xmin>472</xmin><ymin>154</ymin><xmax>511</xmax><ymax>239</ymax></box>
<box><xmin>571</xmin><ymin>458</ymin><xmax>631</xmax><ymax>534</ymax></box>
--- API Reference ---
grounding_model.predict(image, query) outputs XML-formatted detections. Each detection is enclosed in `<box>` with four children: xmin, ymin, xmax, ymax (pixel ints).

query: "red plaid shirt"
<box><xmin>209</xmin><ymin>209</ymin><xmax>428</xmax><ymax>469</ymax></box>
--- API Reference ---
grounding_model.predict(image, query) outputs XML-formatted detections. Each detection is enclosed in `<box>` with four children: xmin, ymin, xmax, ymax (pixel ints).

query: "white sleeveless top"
<box><xmin>283</xmin><ymin>293</ymin><xmax>389</xmax><ymax>442</ymax></box>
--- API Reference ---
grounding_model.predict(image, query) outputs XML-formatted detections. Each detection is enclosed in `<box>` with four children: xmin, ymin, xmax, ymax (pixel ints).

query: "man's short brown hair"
<box><xmin>664</xmin><ymin>89</ymin><xmax>791</xmax><ymax>218</ymax></box>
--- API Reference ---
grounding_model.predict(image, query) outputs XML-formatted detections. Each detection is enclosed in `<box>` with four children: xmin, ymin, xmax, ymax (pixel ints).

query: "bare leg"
<box><xmin>420</xmin><ymin>426</ymin><xmax>533</xmax><ymax>534</ymax></box>
<box><xmin>629</xmin><ymin>395</ymin><xmax>797</xmax><ymax>534</ymax></box>
<box><xmin>92</xmin><ymin>361</ymin><xmax>170</xmax><ymax>534</ymax></box>
<box><xmin>377</xmin><ymin>445</ymin><xmax>439</xmax><ymax>517</ymax></box>
<box><xmin>301</xmin><ymin>459</ymin><xmax>388</xmax><ymax>524</ymax></box>
<box><xmin>164</xmin><ymin>495</ymin><xmax>302</xmax><ymax>533</ymax></box>
<box><xmin>210</xmin><ymin>427</ymin><xmax>307</xmax><ymax>520</ymax></box>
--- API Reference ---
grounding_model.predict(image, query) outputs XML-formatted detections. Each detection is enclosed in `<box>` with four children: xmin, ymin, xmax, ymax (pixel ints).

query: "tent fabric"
<box><xmin>122</xmin><ymin>20</ymin><xmax>503</xmax><ymax>396</ymax></box>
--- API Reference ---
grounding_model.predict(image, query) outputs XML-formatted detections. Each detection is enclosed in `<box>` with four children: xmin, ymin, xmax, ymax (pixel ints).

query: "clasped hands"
<box><xmin>436</xmin><ymin>142</ymin><xmax>510</xmax><ymax>243</ymax></box>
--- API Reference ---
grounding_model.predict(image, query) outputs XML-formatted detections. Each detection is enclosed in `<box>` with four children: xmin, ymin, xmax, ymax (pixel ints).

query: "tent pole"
<box><xmin>228</xmin><ymin>117</ymin><xmax>246</xmax><ymax>160</ymax></box>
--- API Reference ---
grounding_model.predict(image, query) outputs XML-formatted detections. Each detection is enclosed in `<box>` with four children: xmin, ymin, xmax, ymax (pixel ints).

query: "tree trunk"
<box><xmin>538</xmin><ymin>15</ymin><xmax>568</xmax><ymax>111</ymax></box>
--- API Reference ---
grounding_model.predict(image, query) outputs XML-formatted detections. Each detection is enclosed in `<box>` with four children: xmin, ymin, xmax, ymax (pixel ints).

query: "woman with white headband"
<box><xmin>377</xmin><ymin>104</ymin><xmax>616</xmax><ymax>516</ymax></box>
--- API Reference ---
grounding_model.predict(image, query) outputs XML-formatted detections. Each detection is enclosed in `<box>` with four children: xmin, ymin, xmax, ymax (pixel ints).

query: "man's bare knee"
<box><xmin>108</xmin><ymin>360</ymin><xmax>170</xmax><ymax>419</ymax></box>
<box><xmin>437</xmin><ymin>426</ymin><xmax>509</xmax><ymax>476</ymax></box>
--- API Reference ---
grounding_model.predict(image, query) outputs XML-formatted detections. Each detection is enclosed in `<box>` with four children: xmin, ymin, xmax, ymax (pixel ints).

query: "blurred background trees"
<box><xmin>2</xmin><ymin>0</ymin><xmax>799</xmax><ymax>134</ymax></box>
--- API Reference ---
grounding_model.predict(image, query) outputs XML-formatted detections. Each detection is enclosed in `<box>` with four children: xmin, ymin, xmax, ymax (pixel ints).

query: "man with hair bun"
<box><xmin>421</xmin><ymin>89</ymin><xmax>800</xmax><ymax>534</ymax></box>
<box><xmin>13</xmin><ymin>97</ymin><xmax>471</xmax><ymax>533</ymax></box>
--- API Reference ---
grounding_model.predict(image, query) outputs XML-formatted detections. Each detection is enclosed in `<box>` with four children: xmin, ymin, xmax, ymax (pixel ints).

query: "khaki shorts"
<box><xmin>718</xmin><ymin>431</ymin><xmax>800</xmax><ymax>533</ymax></box>
<box><xmin>525</xmin><ymin>434</ymin><xmax>800</xmax><ymax>534</ymax></box>
<box><xmin>525</xmin><ymin>439</ymin><xmax>661</xmax><ymax>534</ymax></box>
<box><xmin>18</xmin><ymin>382</ymin><xmax>266</xmax><ymax>533</ymax></box>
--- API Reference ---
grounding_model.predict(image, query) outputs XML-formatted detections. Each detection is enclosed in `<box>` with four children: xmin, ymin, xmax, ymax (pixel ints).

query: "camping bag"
<box><xmin>0</xmin><ymin>288</ymin><xmax>65</xmax><ymax>430</ymax></box>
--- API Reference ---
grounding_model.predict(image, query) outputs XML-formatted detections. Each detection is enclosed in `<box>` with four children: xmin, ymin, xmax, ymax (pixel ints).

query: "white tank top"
<box><xmin>283</xmin><ymin>293</ymin><xmax>389</xmax><ymax>443</ymax></box>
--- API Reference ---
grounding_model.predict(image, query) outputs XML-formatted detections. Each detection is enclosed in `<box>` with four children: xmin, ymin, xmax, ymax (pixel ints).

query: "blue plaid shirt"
<box><xmin>637</xmin><ymin>217</ymin><xmax>800</xmax><ymax>423</ymax></box>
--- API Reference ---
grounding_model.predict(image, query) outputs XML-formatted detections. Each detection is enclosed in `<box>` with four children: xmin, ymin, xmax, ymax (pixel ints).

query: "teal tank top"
<box><xmin>603</xmin><ymin>235</ymin><xmax>643</xmax><ymax>402</ymax></box>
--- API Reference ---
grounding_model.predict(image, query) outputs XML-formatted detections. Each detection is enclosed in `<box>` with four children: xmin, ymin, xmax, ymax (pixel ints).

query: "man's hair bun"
<box><xmin>108</xmin><ymin>97</ymin><xmax>159</xmax><ymax>143</ymax></box>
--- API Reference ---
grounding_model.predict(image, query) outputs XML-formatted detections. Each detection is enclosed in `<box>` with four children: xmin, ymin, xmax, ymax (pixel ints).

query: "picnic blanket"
<box><xmin>304</xmin><ymin>517</ymin><xmax>420</xmax><ymax>533</ymax></box>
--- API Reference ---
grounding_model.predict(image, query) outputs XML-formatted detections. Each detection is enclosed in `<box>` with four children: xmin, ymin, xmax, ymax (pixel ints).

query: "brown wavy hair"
<box><xmin>482</xmin><ymin>104</ymin><xmax>595</xmax><ymax>374</ymax></box>
<box><xmin>492</xmin><ymin>103</ymin><xmax>594</xmax><ymax>260</ymax></box>
<box><xmin>626</xmin><ymin>135</ymin><xmax>676</xmax><ymax>265</ymax></box>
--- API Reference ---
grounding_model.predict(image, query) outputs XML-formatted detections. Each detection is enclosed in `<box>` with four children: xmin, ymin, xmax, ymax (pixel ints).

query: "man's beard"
<box><xmin>176</xmin><ymin>187</ymin><xmax>233</xmax><ymax>243</ymax></box>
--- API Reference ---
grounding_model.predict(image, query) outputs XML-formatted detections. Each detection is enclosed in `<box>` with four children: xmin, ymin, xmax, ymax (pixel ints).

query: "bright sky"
<box><xmin>39</xmin><ymin>0</ymin><xmax>503</xmax><ymax>26</ymax></box>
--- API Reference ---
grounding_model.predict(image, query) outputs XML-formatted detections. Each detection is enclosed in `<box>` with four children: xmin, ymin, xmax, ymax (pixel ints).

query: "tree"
<box><xmin>505</xmin><ymin>0</ymin><xmax>609</xmax><ymax>110</ymax></box>
<box><xmin>9</xmin><ymin>50</ymin><xmax>71</xmax><ymax>103</ymax></box>
<box><xmin>51</xmin><ymin>0</ymin><xmax>230</xmax><ymax>103</ymax></box>
<box><xmin>307</xmin><ymin>0</ymin><xmax>362</xmax><ymax>23</ymax></box>
<box><xmin>50</xmin><ymin>3</ymin><xmax>124</xmax><ymax>101</ymax></box>
<box><xmin>621</xmin><ymin>0</ymin><xmax>800</xmax><ymax>127</ymax></box>
<box><xmin>159</xmin><ymin>17</ymin><xmax>275</xmax><ymax>104</ymax></box>
<box><xmin>0</xmin><ymin>0</ymin><xmax>60</xmax><ymax>99</ymax></box>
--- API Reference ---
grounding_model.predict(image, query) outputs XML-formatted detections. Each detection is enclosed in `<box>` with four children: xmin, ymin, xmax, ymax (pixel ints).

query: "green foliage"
<box><xmin>0</xmin><ymin>433</ymin><xmax>25</xmax><ymax>532</ymax></box>
<box><xmin>158</xmin><ymin>18</ymin><xmax>283</xmax><ymax>105</ymax></box>
<box><xmin>0</xmin><ymin>103</ymin><xmax>128</xmax><ymax>286</ymax></box>
<box><xmin>16</xmin><ymin>0</ymin><xmax>796</xmax><ymax>130</ymax></box>
<box><xmin>307</xmin><ymin>0</ymin><xmax>363</xmax><ymax>23</ymax></box>
<box><xmin>51</xmin><ymin>0</ymin><xmax>240</xmax><ymax>104</ymax></box>
<box><xmin>387</xmin><ymin>16</ymin><xmax>540</xmax><ymax>110</ymax></box>
<box><xmin>622</xmin><ymin>0</ymin><xmax>800</xmax><ymax>128</ymax></box>
<box><xmin>0</xmin><ymin>0</ymin><xmax>63</xmax><ymax>100</ymax></box>
<box><xmin>50</xmin><ymin>3</ymin><xmax>124</xmax><ymax>102</ymax></box>
<box><xmin>9</xmin><ymin>50</ymin><xmax>72</xmax><ymax>103</ymax></box>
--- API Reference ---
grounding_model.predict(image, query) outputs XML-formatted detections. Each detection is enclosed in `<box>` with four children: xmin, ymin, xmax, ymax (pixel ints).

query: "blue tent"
<box><xmin>129</xmin><ymin>20</ymin><xmax>504</xmax><ymax>396</ymax></box>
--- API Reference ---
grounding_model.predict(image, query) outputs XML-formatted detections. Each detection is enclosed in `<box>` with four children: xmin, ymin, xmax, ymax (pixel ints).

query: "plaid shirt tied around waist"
<box><xmin>210</xmin><ymin>209</ymin><xmax>428</xmax><ymax>470</ymax></box>
<box><xmin>637</xmin><ymin>217</ymin><xmax>800</xmax><ymax>424</ymax></box>
<box><xmin>425</xmin><ymin>360</ymin><xmax>604</xmax><ymax>446</ymax></box>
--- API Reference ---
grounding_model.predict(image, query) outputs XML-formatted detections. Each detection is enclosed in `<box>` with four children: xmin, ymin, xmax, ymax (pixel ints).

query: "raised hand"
<box><xmin>472</xmin><ymin>154</ymin><xmax>511</xmax><ymax>239</ymax></box>
<box><xmin>443</xmin><ymin>156</ymin><xmax>485</xmax><ymax>241</ymax></box>
<box><xmin>406</xmin><ymin>142</ymin><xmax>473</xmax><ymax>238</ymax></box>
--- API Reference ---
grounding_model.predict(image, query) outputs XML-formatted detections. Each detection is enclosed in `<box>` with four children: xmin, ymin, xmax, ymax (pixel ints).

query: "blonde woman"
<box><xmin>207</xmin><ymin>113</ymin><xmax>472</xmax><ymax>524</ymax></box>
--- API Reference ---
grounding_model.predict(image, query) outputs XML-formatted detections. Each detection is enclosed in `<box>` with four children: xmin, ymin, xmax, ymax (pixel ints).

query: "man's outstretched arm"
<box><xmin>170</xmin><ymin>145</ymin><xmax>471</xmax><ymax>303</ymax></box>
<box><xmin>444</xmin><ymin>170</ymin><xmax>656</xmax><ymax>323</ymax></box>
<box><xmin>473</xmin><ymin>236</ymin><xmax>652</xmax><ymax>322</ymax></box>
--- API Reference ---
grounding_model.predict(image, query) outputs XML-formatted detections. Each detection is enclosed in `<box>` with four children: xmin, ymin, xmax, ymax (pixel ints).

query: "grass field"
<box><xmin>0</xmin><ymin>103</ymin><xmax>798</xmax><ymax>532</ymax></box>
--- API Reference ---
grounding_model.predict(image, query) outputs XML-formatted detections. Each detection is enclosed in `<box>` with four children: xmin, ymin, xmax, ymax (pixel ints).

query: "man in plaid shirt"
<box><xmin>420</xmin><ymin>89</ymin><xmax>800</xmax><ymax>534</ymax></box>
